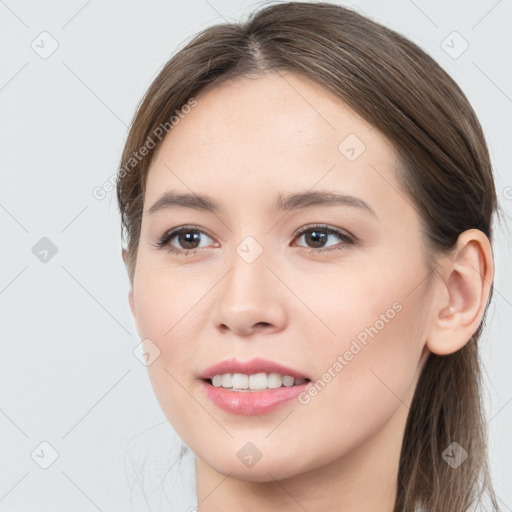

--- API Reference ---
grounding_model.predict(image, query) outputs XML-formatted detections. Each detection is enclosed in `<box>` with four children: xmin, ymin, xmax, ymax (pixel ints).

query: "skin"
<box><xmin>124</xmin><ymin>71</ymin><xmax>494</xmax><ymax>511</ymax></box>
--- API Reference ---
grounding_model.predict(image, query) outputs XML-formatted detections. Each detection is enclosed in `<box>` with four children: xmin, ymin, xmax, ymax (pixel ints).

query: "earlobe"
<box><xmin>426</xmin><ymin>229</ymin><xmax>494</xmax><ymax>356</ymax></box>
<box><xmin>128</xmin><ymin>289</ymin><xmax>136</xmax><ymax>318</ymax></box>
<box><xmin>122</xmin><ymin>249</ymin><xmax>137</xmax><ymax>319</ymax></box>
<box><xmin>127</xmin><ymin>288</ymin><xmax>142</xmax><ymax>338</ymax></box>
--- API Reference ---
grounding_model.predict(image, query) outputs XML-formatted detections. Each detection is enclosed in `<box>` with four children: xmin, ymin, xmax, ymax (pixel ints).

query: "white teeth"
<box><xmin>209</xmin><ymin>372</ymin><xmax>308</xmax><ymax>390</ymax></box>
<box><xmin>212</xmin><ymin>375</ymin><xmax>223</xmax><ymax>387</ymax></box>
<box><xmin>267</xmin><ymin>373</ymin><xmax>283</xmax><ymax>389</ymax></box>
<box><xmin>282</xmin><ymin>375</ymin><xmax>295</xmax><ymax>387</ymax></box>
<box><xmin>231</xmin><ymin>373</ymin><xmax>249</xmax><ymax>389</ymax></box>
<box><xmin>249</xmin><ymin>373</ymin><xmax>267</xmax><ymax>390</ymax></box>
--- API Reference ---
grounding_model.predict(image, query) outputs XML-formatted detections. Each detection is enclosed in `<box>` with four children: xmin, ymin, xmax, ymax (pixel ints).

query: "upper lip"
<box><xmin>198</xmin><ymin>357</ymin><xmax>311</xmax><ymax>380</ymax></box>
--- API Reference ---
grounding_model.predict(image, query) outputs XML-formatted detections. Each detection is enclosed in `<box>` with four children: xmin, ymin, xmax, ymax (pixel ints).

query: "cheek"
<box><xmin>296</xmin><ymin>265</ymin><xmax>427</xmax><ymax>438</ymax></box>
<box><xmin>131</xmin><ymin>263</ymin><xmax>208</xmax><ymax>410</ymax></box>
<box><xmin>133</xmin><ymin>260</ymin><xmax>209</xmax><ymax>342</ymax></box>
<box><xmin>301</xmin><ymin>313</ymin><xmax>422</xmax><ymax>465</ymax></box>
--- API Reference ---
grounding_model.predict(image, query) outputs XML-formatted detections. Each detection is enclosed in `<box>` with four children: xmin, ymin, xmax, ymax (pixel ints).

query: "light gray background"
<box><xmin>1</xmin><ymin>0</ymin><xmax>511</xmax><ymax>510</ymax></box>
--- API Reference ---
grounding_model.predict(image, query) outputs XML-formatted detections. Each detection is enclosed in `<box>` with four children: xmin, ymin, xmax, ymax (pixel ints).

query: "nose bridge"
<box><xmin>213</xmin><ymin>232</ymin><xmax>287</xmax><ymax>335</ymax></box>
<box><xmin>224</xmin><ymin>233</ymin><xmax>271</xmax><ymax>306</ymax></box>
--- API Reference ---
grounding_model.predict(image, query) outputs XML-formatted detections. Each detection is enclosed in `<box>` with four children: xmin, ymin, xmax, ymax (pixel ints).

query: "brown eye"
<box><xmin>294</xmin><ymin>225</ymin><xmax>355</xmax><ymax>252</ymax></box>
<box><xmin>155</xmin><ymin>226</ymin><xmax>216</xmax><ymax>255</ymax></box>
<box><xmin>173</xmin><ymin>229</ymin><xmax>202</xmax><ymax>250</ymax></box>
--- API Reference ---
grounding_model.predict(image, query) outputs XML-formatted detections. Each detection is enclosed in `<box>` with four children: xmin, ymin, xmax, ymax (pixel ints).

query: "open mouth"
<box><xmin>203</xmin><ymin>375</ymin><xmax>312</xmax><ymax>392</ymax></box>
<box><xmin>199</xmin><ymin>373</ymin><xmax>312</xmax><ymax>415</ymax></box>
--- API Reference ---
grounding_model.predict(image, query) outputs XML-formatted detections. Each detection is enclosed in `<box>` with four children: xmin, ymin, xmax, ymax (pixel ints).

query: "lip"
<box><xmin>198</xmin><ymin>357</ymin><xmax>311</xmax><ymax>381</ymax></box>
<box><xmin>199</xmin><ymin>379</ymin><xmax>311</xmax><ymax>415</ymax></box>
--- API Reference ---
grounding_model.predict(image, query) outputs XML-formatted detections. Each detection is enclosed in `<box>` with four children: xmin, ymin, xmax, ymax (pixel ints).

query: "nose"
<box><xmin>212</xmin><ymin>244</ymin><xmax>288</xmax><ymax>337</ymax></box>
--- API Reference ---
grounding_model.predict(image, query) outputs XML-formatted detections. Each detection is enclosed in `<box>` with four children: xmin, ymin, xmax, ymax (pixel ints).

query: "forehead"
<box><xmin>144</xmin><ymin>71</ymin><xmax>402</xmax><ymax>218</ymax></box>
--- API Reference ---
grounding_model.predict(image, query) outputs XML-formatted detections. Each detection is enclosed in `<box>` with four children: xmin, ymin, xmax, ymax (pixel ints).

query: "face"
<box><xmin>128</xmin><ymin>71</ymin><xmax>433</xmax><ymax>482</ymax></box>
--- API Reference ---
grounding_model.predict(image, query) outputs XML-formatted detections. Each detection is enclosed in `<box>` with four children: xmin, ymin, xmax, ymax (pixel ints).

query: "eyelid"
<box><xmin>154</xmin><ymin>223</ymin><xmax>357</xmax><ymax>255</ymax></box>
<box><xmin>293</xmin><ymin>223</ymin><xmax>355</xmax><ymax>241</ymax></box>
<box><xmin>292</xmin><ymin>224</ymin><xmax>357</xmax><ymax>252</ymax></box>
<box><xmin>153</xmin><ymin>225</ymin><xmax>217</xmax><ymax>251</ymax></box>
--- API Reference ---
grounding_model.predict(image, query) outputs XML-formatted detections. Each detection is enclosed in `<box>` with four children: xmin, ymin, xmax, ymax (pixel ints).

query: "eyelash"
<box><xmin>154</xmin><ymin>224</ymin><xmax>357</xmax><ymax>257</ymax></box>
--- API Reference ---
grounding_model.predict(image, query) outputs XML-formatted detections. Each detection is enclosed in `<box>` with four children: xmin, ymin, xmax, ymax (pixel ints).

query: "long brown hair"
<box><xmin>116</xmin><ymin>2</ymin><xmax>501</xmax><ymax>510</ymax></box>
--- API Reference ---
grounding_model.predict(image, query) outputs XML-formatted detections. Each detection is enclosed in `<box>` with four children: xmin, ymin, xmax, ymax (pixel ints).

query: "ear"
<box><xmin>127</xmin><ymin>288</ymin><xmax>135</xmax><ymax>318</ymax></box>
<box><xmin>426</xmin><ymin>229</ymin><xmax>494</xmax><ymax>356</ymax></box>
<box><xmin>122</xmin><ymin>248</ymin><xmax>129</xmax><ymax>265</ymax></box>
<box><xmin>122</xmin><ymin>249</ymin><xmax>136</xmax><ymax>318</ymax></box>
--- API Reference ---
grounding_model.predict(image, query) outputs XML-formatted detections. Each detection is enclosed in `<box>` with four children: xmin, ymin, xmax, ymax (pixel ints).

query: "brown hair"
<box><xmin>116</xmin><ymin>2</ymin><xmax>501</xmax><ymax>510</ymax></box>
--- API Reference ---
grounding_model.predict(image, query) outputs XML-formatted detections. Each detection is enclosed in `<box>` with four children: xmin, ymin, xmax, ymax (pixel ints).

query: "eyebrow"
<box><xmin>146</xmin><ymin>190</ymin><xmax>377</xmax><ymax>217</ymax></box>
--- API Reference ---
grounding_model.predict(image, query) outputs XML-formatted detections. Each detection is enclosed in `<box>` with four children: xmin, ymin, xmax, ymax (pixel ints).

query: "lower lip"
<box><xmin>199</xmin><ymin>379</ymin><xmax>311</xmax><ymax>415</ymax></box>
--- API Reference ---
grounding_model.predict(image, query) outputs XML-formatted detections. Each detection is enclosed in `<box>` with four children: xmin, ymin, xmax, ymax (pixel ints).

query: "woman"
<box><xmin>117</xmin><ymin>2</ymin><xmax>501</xmax><ymax>510</ymax></box>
